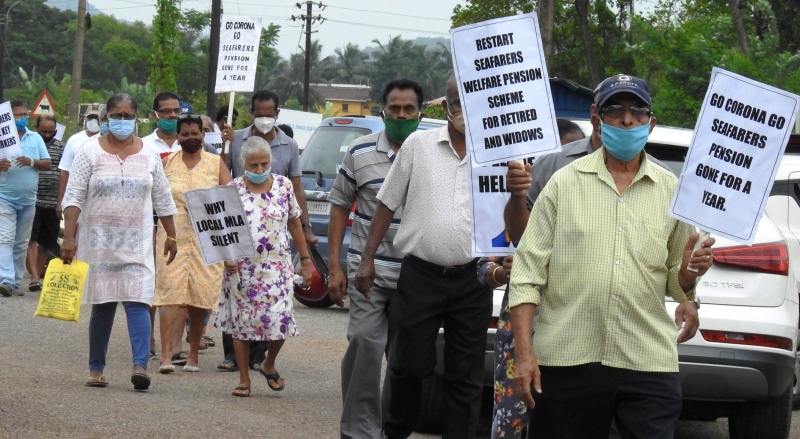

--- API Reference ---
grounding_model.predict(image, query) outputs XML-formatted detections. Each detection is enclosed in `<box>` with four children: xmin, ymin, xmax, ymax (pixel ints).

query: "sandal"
<box><xmin>171</xmin><ymin>351</ymin><xmax>188</xmax><ymax>365</ymax></box>
<box><xmin>183</xmin><ymin>336</ymin><xmax>210</xmax><ymax>350</ymax></box>
<box><xmin>258</xmin><ymin>368</ymin><xmax>285</xmax><ymax>391</ymax></box>
<box><xmin>85</xmin><ymin>376</ymin><xmax>109</xmax><ymax>387</ymax></box>
<box><xmin>217</xmin><ymin>360</ymin><xmax>238</xmax><ymax>372</ymax></box>
<box><xmin>231</xmin><ymin>386</ymin><xmax>251</xmax><ymax>397</ymax></box>
<box><xmin>202</xmin><ymin>335</ymin><xmax>216</xmax><ymax>347</ymax></box>
<box><xmin>28</xmin><ymin>280</ymin><xmax>42</xmax><ymax>292</ymax></box>
<box><xmin>130</xmin><ymin>372</ymin><xmax>151</xmax><ymax>391</ymax></box>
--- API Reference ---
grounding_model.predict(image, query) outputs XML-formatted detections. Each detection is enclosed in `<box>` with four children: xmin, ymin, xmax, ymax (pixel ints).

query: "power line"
<box><xmin>324</xmin><ymin>18</ymin><xmax>449</xmax><ymax>36</ymax></box>
<box><xmin>325</xmin><ymin>4</ymin><xmax>449</xmax><ymax>22</ymax></box>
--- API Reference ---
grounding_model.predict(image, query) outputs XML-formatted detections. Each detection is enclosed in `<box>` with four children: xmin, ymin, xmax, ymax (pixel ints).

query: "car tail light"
<box><xmin>700</xmin><ymin>330</ymin><xmax>793</xmax><ymax>351</ymax></box>
<box><xmin>334</xmin><ymin>118</ymin><xmax>353</xmax><ymax>125</ymax></box>
<box><xmin>712</xmin><ymin>241</ymin><xmax>788</xmax><ymax>275</ymax></box>
<box><xmin>347</xmin><ymin>201</ymin><xmax>356</xmax><ymax>227</ymax></box>
<box><xmin>488</xmin><ymin>317</ymin><xmax>499</xmax><ymax>329</ymax></box>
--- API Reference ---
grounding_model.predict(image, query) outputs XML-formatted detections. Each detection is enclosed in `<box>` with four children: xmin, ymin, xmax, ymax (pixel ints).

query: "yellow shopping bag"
<box><xmin>34</xmin><ymin>259</ymin><xmax>89</xmax><ymax>322</ymax></box>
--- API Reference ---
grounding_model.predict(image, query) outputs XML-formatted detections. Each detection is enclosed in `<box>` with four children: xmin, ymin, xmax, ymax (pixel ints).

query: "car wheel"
<box><xmin>415</xmin><ymin>375</ymin><xmax>444</xmax><ymax>434</ymax></box>
<box><xmin>728</xmin><ymin>385</ymin><xmax>792</xmax><ymax>439</ymax></box>
<box><xmin>293</xmin><ymin>292</ymin><xmax>335</xmax><ymax>308</ymax></box>
<box><xmin>793</xmin><ymin>348</ymin><xmax>800</xmax><ymax>408</ymax></box>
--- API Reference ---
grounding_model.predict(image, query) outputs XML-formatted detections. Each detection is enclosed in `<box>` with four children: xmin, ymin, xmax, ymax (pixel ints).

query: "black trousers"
<box><xmin>221</xmin><ymin>331</ymin><xmax>268</xmax><ymax>367</ymax></box>
<box><xmin>382</xmin><ymin>256</ymin><xmax>493</xmax><ymax>439</ymax></box>
<box><xmin>527</xmin><ymin>363</ymin><xmax>682</xmax><ymax>439</ymax></box>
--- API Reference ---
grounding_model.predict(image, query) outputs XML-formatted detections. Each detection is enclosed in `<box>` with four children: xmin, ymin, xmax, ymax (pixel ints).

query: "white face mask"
<box><xmin>253</xmin><ymin>117</ymin><xmax>276</xmax><ymax>134</ymax></box>
<box><xmin>85</xmin><ymin>118</ymin><xmax>100</xmax><ymax>134</ymax></box>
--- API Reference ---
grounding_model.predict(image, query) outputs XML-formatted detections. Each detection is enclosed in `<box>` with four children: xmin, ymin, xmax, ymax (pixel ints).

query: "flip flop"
<box><xmin>130</xmin><ymin>372</ymin><xmax>151</xmax><ymax>391</ymax></box>
<box><xmin>258</xmin><ymin>368</ymin><xmax>285</xmax><ymax>391</ymax></box>
<box><xmin>183</xmin><ymin>365</ymin><xmax>200</xmax><ymax>372</ymax></box>
<box><xmin>28</xmin><ymin>280</ymin><xmax>42</xmax><ymax>292</ymax></box>
<box><xmin>171</xmin><ymin>351</ymin><xmax>188</xmax><ymax>365</ymax></box>
<box><xmin>217</xmin><ymin>360</ymin><xmax>238</xmax><ymax>372</ymax></box>
<box><xmin>85</xmin><ymin>376</ymin><xmax>109</xmax><ymax>387</ymax></box>
<box><xmin>203</xmin><ymin>335</ymin><xmax>216</xmax><ymax>347</ymax></box>
<box><xmin>231</xmin><ymin>386</ymin><xmax>251</xmax><ymax>397</ymax></box>
<box><xmin>159</xmin><ymin>365</ymin><xmax>175</xmax><ymax>374</ymax></box>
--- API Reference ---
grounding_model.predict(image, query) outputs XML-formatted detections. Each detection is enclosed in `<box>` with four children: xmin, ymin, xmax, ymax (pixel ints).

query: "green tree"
<box><xmin>150</xmin><ymin>0</ymin><xmax>181</xmax><ymax>93</ymax></box>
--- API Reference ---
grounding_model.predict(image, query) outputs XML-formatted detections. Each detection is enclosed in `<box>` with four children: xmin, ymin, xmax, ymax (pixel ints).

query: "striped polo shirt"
<box><xmin>328</xmin><ymin>131</ymin><xmax>404</xmax><ymax>288</ymax></box>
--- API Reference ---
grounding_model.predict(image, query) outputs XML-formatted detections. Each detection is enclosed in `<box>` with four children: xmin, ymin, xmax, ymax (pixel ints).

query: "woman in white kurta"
<box><xmin>61</xmin><ymin>93</ymin><xmax>178</xmax><ymax>392</ymax></box>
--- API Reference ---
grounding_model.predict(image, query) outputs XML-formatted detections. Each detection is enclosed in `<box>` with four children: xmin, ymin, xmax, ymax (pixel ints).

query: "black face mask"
<box><xmin>40</xmin><ymin>135</ymin><xmax>55</xmax><ymax>144</ymax></box>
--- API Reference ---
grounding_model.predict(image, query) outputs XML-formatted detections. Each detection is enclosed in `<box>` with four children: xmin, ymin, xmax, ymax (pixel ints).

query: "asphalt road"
<box><xmin>1</xmin><ymin>278</ymin><xmax>800</xmax><ymax>439</ymax></box>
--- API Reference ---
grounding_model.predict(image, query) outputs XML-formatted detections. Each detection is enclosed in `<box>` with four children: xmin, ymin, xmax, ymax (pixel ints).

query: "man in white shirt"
<box><xmin>142</xmin><ymin>91</ymin><xmax>182</xmax><ymax>159</ymax></box>
<box><xmin>56</xmin><ymin>107</ymin><xmax>102</xmax><ymax>217</ymax></box>
<box><xmin>355</xmin><ymin>76</ymin><xmax>493</xmax><ymax>439</ymax></box>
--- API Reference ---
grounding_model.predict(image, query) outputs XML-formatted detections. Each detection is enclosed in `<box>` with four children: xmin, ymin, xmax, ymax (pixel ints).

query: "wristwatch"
<box><xmin>691</xmin><ymin>296</ymin><xmax>701</xmax><ymax>309</ymax></box>
<box><xmin>302</xmin><ymin>222</ymin><xmax>312</xmax><ymax>229</ymax></box>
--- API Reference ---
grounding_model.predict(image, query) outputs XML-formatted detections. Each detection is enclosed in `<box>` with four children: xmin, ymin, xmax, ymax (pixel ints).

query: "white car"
<box><xmin>417</xmin><ymin>122</ymin><xmax>800</xmax><ymax>439</ymax></box>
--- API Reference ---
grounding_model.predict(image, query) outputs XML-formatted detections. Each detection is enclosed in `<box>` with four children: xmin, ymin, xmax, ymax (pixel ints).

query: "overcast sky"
<box><xmin>92</xmin><ymin>0</ymin><xmax>465</xmax><ymax>58</ymax></box>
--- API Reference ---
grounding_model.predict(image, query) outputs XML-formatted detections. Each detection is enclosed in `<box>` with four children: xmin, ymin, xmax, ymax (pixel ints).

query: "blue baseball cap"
<box><xmin>179</xmin><ymin>101</ymin><xmax>194</xmax><ymax>115</ymax></box>
<box><xmin>593</xmin><ymin>74</ymin><xmax>652</xmax><ymax>108</ymax></box>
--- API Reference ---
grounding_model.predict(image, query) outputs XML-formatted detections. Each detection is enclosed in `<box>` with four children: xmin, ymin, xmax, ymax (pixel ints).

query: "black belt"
<box><xmin>405</xmin><ymin>254</ymin><xmax>479</xmax><ymax>277</ymax></box>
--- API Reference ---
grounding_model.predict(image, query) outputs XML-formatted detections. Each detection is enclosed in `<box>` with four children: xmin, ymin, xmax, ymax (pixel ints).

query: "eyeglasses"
<box><xmin>155</xmin><ymin>108</ymin><xmax>182</xmax><ymax>116</ymax></box>
<box><xmin>600</xmin><ymin>105</ymin><xmax>652</xmax><ymax>121</ymax></box>
<box><xmin>108</xmin><ymin>113</ymin><xmax>137</xmax><ymax>121</ymax></box>
<box><xmin>385</xmin><ymin>104</ymin><xmax>420</xmax><ymax>117</ymax></box>
<box><xmin>12</xmin><ymin>111</ymin><xmax>28</xmax><ymax>118</ymax></box>
<box><xmin>178</xmin><ymin>113</ymin><xmax>203</xmax><ymax>121</ymax></box>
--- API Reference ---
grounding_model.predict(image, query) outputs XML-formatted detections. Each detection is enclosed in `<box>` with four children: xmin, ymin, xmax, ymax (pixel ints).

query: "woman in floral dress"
<box><xmin>216</xmin><ymin>136</ymin><xmax>311</xmax><ymax>397</ymax></box>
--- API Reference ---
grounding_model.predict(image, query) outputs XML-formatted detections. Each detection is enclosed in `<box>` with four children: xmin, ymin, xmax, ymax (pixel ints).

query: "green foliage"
<box><xmin>451</xmin><ymin>0</ymin><xmax>534</xmax><ymax>27</ymax></box>
<box><xmin>150</xmin><ymin>0</ymin><xmax>181</xmax><ymax>93</ymax></box>
<box><xmin>368</xmin><ymin>36</ymin><xmax>453</xmax><ymax>104</ymax></box>
<box><xmin>424</xmin><ymin>104</ymin><xmax>446</xmax><ymax>120</ymax></box>
<box><xmin>283</xmin><ymin>99</ymin><xmax>303</xmax><ymax>110</ymax></box>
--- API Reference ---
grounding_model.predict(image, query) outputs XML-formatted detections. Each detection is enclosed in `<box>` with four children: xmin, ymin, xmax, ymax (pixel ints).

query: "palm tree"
<box><xmin>265</xmin><ymin>40</ymin><xmax>327</xmax><ymax>109</ymax></box>
<box><xmin>333</xmin><ymin>43</ymin><xmax>368</xmax><ymax>84</ymax></box>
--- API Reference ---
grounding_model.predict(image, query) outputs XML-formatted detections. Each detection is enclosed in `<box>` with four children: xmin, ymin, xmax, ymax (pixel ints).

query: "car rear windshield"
<box><xmin>300</xmin><ymin>126</ymin><xmax>372</xmax><ymax>179</ymax></box>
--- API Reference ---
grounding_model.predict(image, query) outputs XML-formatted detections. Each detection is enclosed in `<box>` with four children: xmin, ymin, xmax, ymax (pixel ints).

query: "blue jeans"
<box><xmin>0</xmin><ymin>198</ymin><xmax>35</xmax><ymax>288</ymax></box>
<box><xmin>89</xmin><ymin>302</ymin><xmax>151</xmax><ymax>372</ymax></box>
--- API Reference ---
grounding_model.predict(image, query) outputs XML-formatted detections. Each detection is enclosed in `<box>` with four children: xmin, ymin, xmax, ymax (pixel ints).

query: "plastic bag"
<box><xmin>34</xmin><ymin>259</ymin><xmax>89</xmax><ymax>322</ymax></box>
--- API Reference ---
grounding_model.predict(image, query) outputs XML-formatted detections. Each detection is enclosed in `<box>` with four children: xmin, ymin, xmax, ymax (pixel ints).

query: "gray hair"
<box><xmin>106</xmin><ymin>93</ymin><xmax>138</xmax><ymax>113</ymax></box>
<box><xmin>199</xmin><ymin>114</ymin><xmax>215</xmax><ymax>131</ymax></box>
<box><xmin>239</xmin><ymin>136</ymin><xmax>272</xmax><ymax>168</ymax></box>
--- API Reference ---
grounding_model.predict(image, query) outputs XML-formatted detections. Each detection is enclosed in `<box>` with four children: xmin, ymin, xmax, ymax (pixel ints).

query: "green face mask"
<box><xmin>383</xmin><ymin>117</ymin><xmax>420</xmax><ymax>145</ymax></box>
<box><xmin>157</xmin><ymin>118</ymin><xmax>178</xmax><ymax>135</ymax></box>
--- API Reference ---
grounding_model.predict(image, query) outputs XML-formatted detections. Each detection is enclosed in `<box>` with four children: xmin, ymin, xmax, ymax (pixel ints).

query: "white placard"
<box><xmin>670</xmin><ymin>68</ymin><xmax>800</xmax><ymax>245</ymax></box>
<box><xmin>276</xmin><ymin>109</ymin><xmax>323</xmax><ymax>149</ymax></box>
<box><xmin>0</xmin><ymin>102</ymin><xmax>22</xmax><ymax>159</ymax></box>
<box><xmin>214</xmin><ymin>15</ymin><xmax>262</xmax><ymax>93</ymax></box>
<box><xmin>204</xmin><ymin>131</ymin><xmax>223</xmax><ymax>154</ymax></box>
<box><xmin>470</xmin><ymin>156</ymin><xmax>537</xmax><ymax>256</ymax></box>
<box><xmin>450</xmin><ymin>13</ymin><xmax>560</xmax><ymax>167</ymax></box>
<box><xmin>54</xmin><ymin>123</ymin><xmax>66</xmax><ymax>142</ymax></box>
<box><xmin>184</xmin><ymin>185</ymin><xmax>257</xmax><ymax>265</ymax></box>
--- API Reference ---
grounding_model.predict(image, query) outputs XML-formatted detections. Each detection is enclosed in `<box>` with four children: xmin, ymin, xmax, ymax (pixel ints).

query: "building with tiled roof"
<box><xmin>310</xmin><ymin>83</ymin><xmax>379</xmax><ymax>116</ymax></box>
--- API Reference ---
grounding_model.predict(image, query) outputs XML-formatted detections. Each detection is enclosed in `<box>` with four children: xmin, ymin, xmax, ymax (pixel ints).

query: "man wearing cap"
<box><xmin>509</xmin><ymin>74</ymin><xmax>715</xmax><ymax>438</ymax></box>
<box><xmin>57</xmin><ymin>107</ymin><xmax>102</xmax><ymax>216</ymax></box>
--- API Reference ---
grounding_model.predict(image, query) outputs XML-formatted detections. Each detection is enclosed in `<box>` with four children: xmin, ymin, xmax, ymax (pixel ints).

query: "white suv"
<box><xmin>643</xmin><ymin>127</ymin><xmax>799</xmax><ymax>439</ymax></box>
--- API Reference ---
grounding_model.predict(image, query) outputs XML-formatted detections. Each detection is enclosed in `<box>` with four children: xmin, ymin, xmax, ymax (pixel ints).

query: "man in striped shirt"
<box><xmin>328</xmin><ymin>78</ymin><xmax>425</xmax><ymax>439</ymax></box>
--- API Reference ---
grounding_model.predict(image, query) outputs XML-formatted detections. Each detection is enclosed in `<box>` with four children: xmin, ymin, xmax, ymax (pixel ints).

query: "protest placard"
<box><xmin>276</xmin><ymin>109</ymin><xmax>323</xmax><ymax>149</ymax></box>
<box><xmin>470</xmin><ymin>156</ymin><xmax>537</xmax><ymax>256</ymax></box>
<box><xmin>0</xmin><ymin>102</ymin><xmax>22</xmax><ymax>160</ymax></box>
<box><xmin>214</xmin><ymin>15</ymin><xmax>262</xmax><ymax>94</ymax></box>
<box><xmin>670</xmin><ymin>68</ymin><xmax>800</xmax><ymax>245</ymax></box>
<box><xmin>184</xmin><ymin>185</ymin><xmax>257</xmax><ymax>265</ymax></box>
<box><xmin>204</xmin><ymin>131</ymin><xmax>223</xmax><ymax>154</ymax></box>
<box><xmin>54</xmin><ymin>123</ymin><xmax>66</xmax><ymax>142</ymax></box>
<box><xmin>450</xmin><ymin>13</ymin><xmax>560</xmax><ymax>167</ymax></box>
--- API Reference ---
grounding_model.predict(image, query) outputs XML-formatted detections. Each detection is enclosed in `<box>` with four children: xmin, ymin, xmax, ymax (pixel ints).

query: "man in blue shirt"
<box><xmin>0</xmin><ymin>101</ymin><xmax>51</xmax><ymax>296</ymax></box>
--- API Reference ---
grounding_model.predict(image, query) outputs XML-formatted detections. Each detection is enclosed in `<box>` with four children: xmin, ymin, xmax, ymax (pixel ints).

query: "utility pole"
<box><xmin>207</xmin><ymin>0</ymin><xmax>222</xmax><ymax>118</ymax></box>
<box><xmin>292</xmin><ymin>2</ymin><xmax>324</xmax><ymax>111</ymax></box>
<box><xmin>68</xmin><ymin>0</ymin><xmax>87</xmax><ymax>119</ymax></box>
<box><xmin>0</xmin><ymin>0</ymin><xmax>6</xmax><ymax>103</ymax></box>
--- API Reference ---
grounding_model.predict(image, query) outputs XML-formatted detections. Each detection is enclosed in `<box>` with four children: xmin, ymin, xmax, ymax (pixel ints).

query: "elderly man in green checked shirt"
<box><xmin>509</xmin><ymin>74</ymin><xmax>715</xmax><ymax>439</ymax></box>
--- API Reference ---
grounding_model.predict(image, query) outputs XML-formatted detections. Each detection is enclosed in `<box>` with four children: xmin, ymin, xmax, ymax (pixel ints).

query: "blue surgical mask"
<box><xmin>245</xmin><ymin>168</ymin><xmax>271</xmax><ymax>184</ymax></box>
<box><xmin>100</xmin><ymin>122</ymin><xmax>109</xmax><ymax>135</ymax></box>
<box><xmin>14</xmin><ymin>117</ymin><xmax>28</xmax><ymax>131</ymax></box>
<box><xmin>109</xmin><ymin>119</ymin><xmax>136</xmax><ymax>140</ymax></box>
<box><xmin>600</xmin><ymin>122</ymin><xmax>650</xmax><ymax>162</ymax></box>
